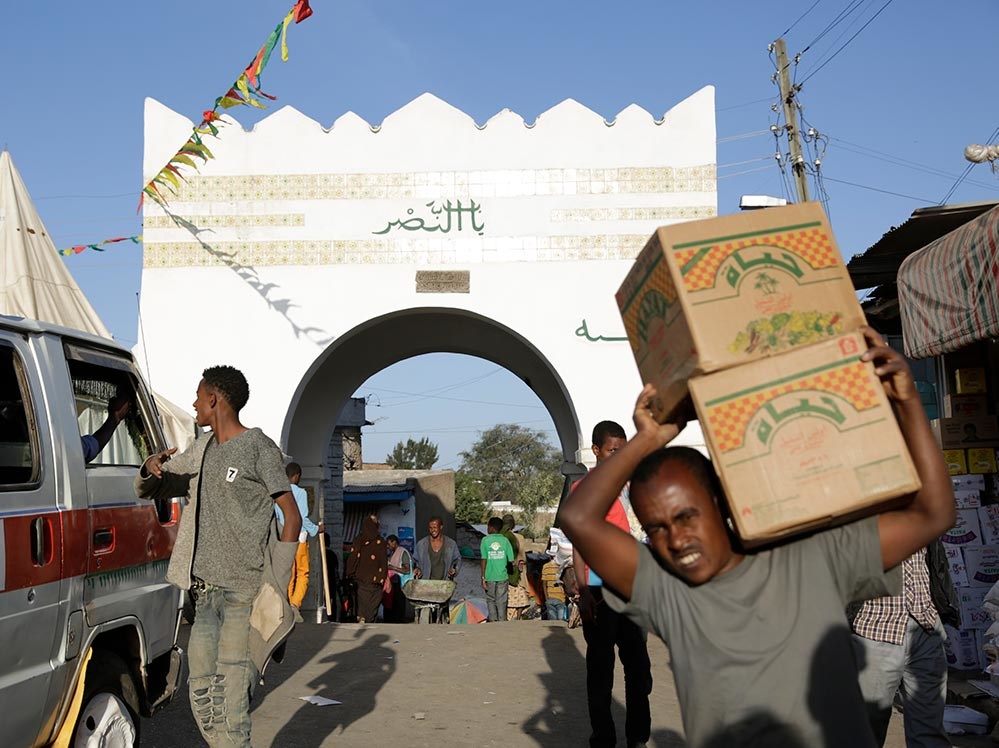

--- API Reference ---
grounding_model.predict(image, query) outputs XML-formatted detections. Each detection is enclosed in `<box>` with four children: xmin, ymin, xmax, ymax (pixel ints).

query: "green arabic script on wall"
<box><xmin>374</xmin><ymin>199</ymin><xmax>485</xmax><ymax>235</ymax></box>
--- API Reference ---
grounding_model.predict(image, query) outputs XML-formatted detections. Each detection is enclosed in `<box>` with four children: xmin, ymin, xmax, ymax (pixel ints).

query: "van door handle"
<box><xmin>32</xmin><ymin>517</ymin><xmax>47</xmax><ymax>565</ymax></box>
<box><xmin>93</xmin><ymin>528</ymin><xmax>115</xmax><ymax>551</ymax></box>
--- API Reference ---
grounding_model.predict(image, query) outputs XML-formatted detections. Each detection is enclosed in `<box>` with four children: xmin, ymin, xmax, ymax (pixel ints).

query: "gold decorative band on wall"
<box><xmin>149</xmin><ymin>165</ymin><xmax>716</xmax><ymax>204</ymax></box>
<box><xmin>143</xmin><ymin>214</ymin><xmax>305</xmax><ymax>229</ymax></box>
<box><xmin>142</xmin><ymin>234</ymin><xmax>654</xmax><ymax>268</ymax></box>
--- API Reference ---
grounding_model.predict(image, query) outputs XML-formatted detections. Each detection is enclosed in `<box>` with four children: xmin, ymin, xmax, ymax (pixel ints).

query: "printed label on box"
<box><xmin>969</xmin><ymin>448</ymin><xmax>998</xmax><ymax>475</ymax></box>
<box><xmin>944</xmin><ymin>625</ymin><xmax>983</xmax><ymax>670</ymax></box>
<box><xmin>963</xmin><ymin>545</ymin><xmax>999</xmax><ymax>587</ymax></box>
<box><xmin>978</xmin><ymin>506</ymin><xmax>999</xmax><ymax>545</ymax></box>
<box><xmin>945</xmin><ymin>449</ymin><xmax>969</xmax><ymax>475</ymax></box>
<box><xmin>942</xmin><ymin>509</ymin><xmax>984</xmax><ymax>547</ymax></box>
<box><xmin>959</xmin><ymin>586</ymin><xmax>990</xmax><ymax>630</ymax></box>
<box><xmin>955</xmin><ymin>489</ymin><xmax>982</xmax><ymax>509</ymax></box>
<box><xmin>954</xmin><ymin>474</ymin><xmax>987</xmax><ymax>492</ymax></box>
<box><xmin>947</xmin><ymin>546</ymin><xmax>971</xmax><ymax>587</ymax></box>
<box><xmin>690</xmin><ymin>331</ymin><xmax>920</xmax><ymax>544</ymax></box>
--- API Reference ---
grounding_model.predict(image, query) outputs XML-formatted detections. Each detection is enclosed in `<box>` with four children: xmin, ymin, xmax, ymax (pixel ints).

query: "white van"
<box><xmin>0</xmin><ymin>316</ymin><xmax>183</xmax><ymax>746</ymax></box>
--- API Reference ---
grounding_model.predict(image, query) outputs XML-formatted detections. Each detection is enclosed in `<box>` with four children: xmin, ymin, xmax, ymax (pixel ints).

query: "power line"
<box><xmin>719</xmin><ymin>165</ymin><xmax>776</xmax><ymax>179</ymax></box>
<box><xmin>939</xmin><ymin>126</ymin><xmax>999</xmax><ymax>205</ymax></box>
<box><xmin>801</xmin><ymin>0</ymin><xmax>866</xmax><ymax>52</ymax></box>
<box><xmin>717</xmin><ymin>130</ymin><xmax>771</xmax><ymax>144</ymax></box>
<box><xmin>830</xmin><ymin>136</ymin><xmax>999</xmax><ymax>191</ymax></box>
<box><xmin>800</xmin><ymin>0</ymin><xmax>894</xmax><ymax>83</ymax></box>
<box><xmin>718</xmin><ymin>156</ymin><xmax>774</xmax><ymax>169</ymax></box>
<box><xmin>780</xmin><ymin>0</ymin><xmax>822</xmax><ymax>37</ymax></box>
<box><xmin>717</xmin><ymin>97</ymin><xmax>777</xmax><ymax>113</ymax></box>
<box><xmin>819</xmin><ymin>175</ymin><xmax>935</xmax><ymax>203</ymax></box>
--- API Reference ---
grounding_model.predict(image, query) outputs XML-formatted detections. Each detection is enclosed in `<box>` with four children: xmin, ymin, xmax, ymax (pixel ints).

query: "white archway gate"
<box><xmin>136</xmin><ymin>87</ymin><xmax>717</xmax><ymax>559</ymax></box>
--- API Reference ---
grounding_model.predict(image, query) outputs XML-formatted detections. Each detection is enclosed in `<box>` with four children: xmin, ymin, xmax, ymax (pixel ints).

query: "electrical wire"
<box><xmin>830</xmin><ymin>137</ymin><xmax>999</xmax><ymax>192</ymax></box>
<box><xmin>800</xmin><ymin>0</ymin><xmax>866</xmax><ymax>53</ymax></box>
<box><xmin>819</xmin><ymin>175</ymin><xmax>935</xmax><ymax>203</ymax></box>
<box><xmin>717</xmin><ymin>130</ymin><xmax>771</xmax><ymax>143</ymax></box>
<box><xmin>799</xmin><ymin>0</ymin><xmax>894</xmax><ymax>84</ymax></box>
<box><xmin>718</xmin><ymin>156</ymin><xmax>774</xmax><ymax>169</ymax></box>
<box><xmin>717</xmin><ymin>97</ymin><xmax>777</xmax><ymax>113</ymax></box>
<box><xmin>719</xmin><ymin>165</ymin><xmax>776</xmax><ymax>179</ymax></box>
<box><xmin>780</xmin><ymin>0</ymin><xmax>822</xmax><ymax>38</ymax></box>
<box><xmin>939</xmin><ymin>126</ymin><xmax>999</xmax><ymax>205</ymax></box>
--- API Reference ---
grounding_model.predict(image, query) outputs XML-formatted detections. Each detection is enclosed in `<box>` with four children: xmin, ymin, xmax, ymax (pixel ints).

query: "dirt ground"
<box><xmin>141</xmin><ymin>619</ymin><xmax>994</xmax><ymax>747</ymax></box>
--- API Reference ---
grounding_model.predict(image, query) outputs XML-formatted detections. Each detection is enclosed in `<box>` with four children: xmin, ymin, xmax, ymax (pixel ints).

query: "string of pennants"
<box><xmin>59</xmin><ymin>235</ymin><xmax>143</xmax><ymax>257</ymax></box>
<box><xmin>139</xmin><ymin>0</ymin><xmax>313</xmax><ymax>209</ymax></box>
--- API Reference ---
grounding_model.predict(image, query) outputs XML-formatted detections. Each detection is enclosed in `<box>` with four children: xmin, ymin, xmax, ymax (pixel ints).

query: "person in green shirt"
<box><xmin>480</xmin><ymin>516</ymin><xmax>515</xmax><ymax>622</ymax></box>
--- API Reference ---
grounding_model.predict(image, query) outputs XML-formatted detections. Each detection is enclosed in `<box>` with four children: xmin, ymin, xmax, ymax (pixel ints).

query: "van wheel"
<box><xmin>73</xmin><ymin>651</ymin><xmax>141</xmax><ymax>747</ymax></box>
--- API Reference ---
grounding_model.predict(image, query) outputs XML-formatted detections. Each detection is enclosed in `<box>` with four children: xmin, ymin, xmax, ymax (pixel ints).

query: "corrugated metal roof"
<box><xmin>848</xmin><ymin>200</ymin><xmax>999</xmax><ymax>290</ymax></box>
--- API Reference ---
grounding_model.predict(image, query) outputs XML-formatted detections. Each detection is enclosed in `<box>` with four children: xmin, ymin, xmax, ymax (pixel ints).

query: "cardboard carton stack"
<box><xmin>936</xmin><ymin>371</ymin><xmax>999</xmax><ymax>672</ymax></box>
<box><xmin>617</xmin><ymin>202</ymin><xmax>921</xmax><ymax>547</ymax></box>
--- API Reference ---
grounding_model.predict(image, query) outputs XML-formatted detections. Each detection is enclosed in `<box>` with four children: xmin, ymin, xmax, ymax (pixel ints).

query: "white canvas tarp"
<box><xmin>0</xmin><ymin>149</ymin><xmax>195</xmax><ymax>449</ymax></box>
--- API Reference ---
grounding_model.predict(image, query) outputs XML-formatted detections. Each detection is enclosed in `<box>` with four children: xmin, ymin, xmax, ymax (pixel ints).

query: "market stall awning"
<box><xmin>897</xmin><ymin>204</ymin><xmax>999</xmax><ymax>358</ymax></box>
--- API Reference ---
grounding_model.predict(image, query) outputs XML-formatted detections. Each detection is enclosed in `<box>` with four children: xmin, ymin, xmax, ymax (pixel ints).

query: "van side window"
<box><xmin>0</xmin><ymin>345</ymin><xmax>38</xmax><ymax>486</ymax></box>
<box><xmin>68</xmin><ymin>360</ymin><xmax>154</xmax><ymax>467</ymax></box>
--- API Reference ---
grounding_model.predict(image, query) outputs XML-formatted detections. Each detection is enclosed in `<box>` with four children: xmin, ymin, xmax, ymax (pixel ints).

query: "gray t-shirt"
<box><xmin>605</xmin><ymin>517</ymin><xmax>888</xmax><ymax>748</ymax></box>
<box><xmin>192</xmin><ymin>428</ymin><xmax>290</xmax><ymax>593</ymax></box>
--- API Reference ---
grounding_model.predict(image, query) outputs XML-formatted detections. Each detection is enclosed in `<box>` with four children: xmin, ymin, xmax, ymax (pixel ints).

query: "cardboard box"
<box><xmin>964</xmin><ymin>545</ymin><xmax>999</xmax><ymax>588</ymax></box>
<box><xmin>945</xmin><ymin>625</ymin><xmax>984</xmax><ymax>670</ymax></box>
<box><xmin>954</xmin><ymin>474</ymin><xmax>987</xmax><ymax>492</ymax></box>
<box><xmin>979</xmin><ymin>506</ymin><xmax>999</xmax><ymax>545</ymax></box>
<box><xmin>945</xmin><ymin>449</ymin><xmax>969</xmax><ymax>475</ymax></box>
<box><xmin>944</xmin><ymin>394</ymin><xmax>989</xmax><ymax>419</ymax></box>
<box><xmin>969</xmin><ymin>448</ymin><xmax>998</xmax><ymax>475</ymax></box>
<box><xmin>688</xmin><ymin>331</ymin><xmax>919</xmax><ymax>546</ymax></box>
<box><xmin>947</xmin><ymin>546</ymin><xmax>971</xmax><ymax>587</ymax></box>
<box><xmin>930</xmin><ymin>416</ymin><xmax>999</xmax><ymax>449</ymax></box>
<box><xmin>943</xmin><ymin>509</ymin><xmax>985</xmax><ymax>548</ymax></box>
<box><xmin>617</xmin><ymin>202</ymin><xmax>866</xmax><ymax>420</ymax></box>
<box><xmin>956</xmin><ymin>367</ymin><xmax>988</xmax><ymax>394</ymax></box>
<box><xmin>959</xmin><ymin>586</ymin><xmax>991</xmax><ymax>630</ymax></box>
<box><xmin>955</xmin><ymin>489</ymin><xmax>982</xmax><ymax>509</ymax></box>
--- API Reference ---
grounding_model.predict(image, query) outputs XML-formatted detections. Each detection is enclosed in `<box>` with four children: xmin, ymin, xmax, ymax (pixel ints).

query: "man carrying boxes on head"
<box><xmin>560</xmin><ymin>328</ymin><xmax>954</xmax><ymax>746</ymax></box>
<box><xmin>586</xmin><ymin>203</ymin><xmax>957</xmax><ymax>746</ymax></box>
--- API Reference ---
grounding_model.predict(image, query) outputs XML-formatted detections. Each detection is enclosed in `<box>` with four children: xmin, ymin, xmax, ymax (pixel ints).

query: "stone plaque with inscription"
<box><xmin>416</xmin><ymin>270</ymin><xmax>470</xmax><ymax>293</ymax></box>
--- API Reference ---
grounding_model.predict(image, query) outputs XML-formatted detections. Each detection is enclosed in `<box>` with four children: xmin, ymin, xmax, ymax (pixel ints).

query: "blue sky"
<box><xmin>2</xmin><ymin>1</ymin><xmax>997</xmax><ymax>468</ymax></box>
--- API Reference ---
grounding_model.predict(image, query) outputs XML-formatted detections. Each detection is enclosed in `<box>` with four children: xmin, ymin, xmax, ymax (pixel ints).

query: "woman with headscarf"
<box><xmin>346</xmin><ymin>514</ymin><xmax>387</xmax><ymax>623</ymax></box>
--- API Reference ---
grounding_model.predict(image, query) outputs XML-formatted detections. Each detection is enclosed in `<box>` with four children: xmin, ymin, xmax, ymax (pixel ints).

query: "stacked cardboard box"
<box><xmin>617</xmin><ymin>203</ymin><xmax>921</xmax><ymax>547</ymax></box>
<box><xmin>936</xmin><ymin>372</ymin><xmax>998</xmax><ymax>671</ymax></box>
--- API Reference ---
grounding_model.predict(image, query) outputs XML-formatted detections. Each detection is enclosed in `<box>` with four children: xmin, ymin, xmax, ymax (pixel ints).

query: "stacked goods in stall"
<box><xmin>937</xmin><ymin>372</ymin><xmax>999</xmax><ymax>672</ymax></box>
<box><xmin>617</xmin><ymin>203</ymin><xmax>920</xmax><ymax>546</ymax></box>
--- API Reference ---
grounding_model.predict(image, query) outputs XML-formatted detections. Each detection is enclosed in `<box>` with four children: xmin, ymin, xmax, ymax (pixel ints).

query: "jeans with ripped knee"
<box><xmin>188</xmin><ymin>584</ymin><xmax>258</xmax><ymax>747</ymax></box>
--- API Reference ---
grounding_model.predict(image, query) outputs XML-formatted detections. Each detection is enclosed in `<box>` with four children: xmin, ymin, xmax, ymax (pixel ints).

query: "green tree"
<box><xmin>385</xmin><ymin>437</ymin><xmax>439</xmax><ymax>470</ymax></box>
<box><xmin>454</xmin><ymin>471</ymin><xmax>487</xmax><ymax>523</ymax></box>
<box><xmin>459</xmin><ymin>424</ymin><xmax>563</xmax><ymax>535</ymax></box>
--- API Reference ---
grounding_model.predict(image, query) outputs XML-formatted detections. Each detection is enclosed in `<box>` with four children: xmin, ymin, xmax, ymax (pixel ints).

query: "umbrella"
<box><xmin>450</xmin><ymin>597</ymin><xmax>488</xmax><ymax>624</ymax></box>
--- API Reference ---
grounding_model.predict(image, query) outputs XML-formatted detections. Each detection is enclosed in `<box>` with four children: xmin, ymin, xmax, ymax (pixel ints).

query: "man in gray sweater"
<box><xmin>137</xmin><ymin>365</ymin><xmax>300</xmax><ymax>747</ymax></box>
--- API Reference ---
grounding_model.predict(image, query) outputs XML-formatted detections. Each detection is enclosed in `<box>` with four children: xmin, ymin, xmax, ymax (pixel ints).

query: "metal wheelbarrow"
<box><xmin>402</xmin><ymin>579</ymin><xmax>456</xmax><ymax>624</ymax></box>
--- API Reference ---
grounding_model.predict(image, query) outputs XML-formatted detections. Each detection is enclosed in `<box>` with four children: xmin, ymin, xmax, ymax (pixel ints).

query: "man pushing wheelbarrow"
<box><xmin>410</xmin><ymin>516</ymin><xmax>461</xmax><ymax>623</ymax></box>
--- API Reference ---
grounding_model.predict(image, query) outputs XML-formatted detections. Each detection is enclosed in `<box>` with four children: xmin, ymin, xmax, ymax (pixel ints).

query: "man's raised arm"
<box><xmin>868</xmin><ymin>327</ymin><xmax>956</xmax><ymax>569</ymax></box>
<box><xmin>560</xmin><ymin>385</ymin><xmax>682</xmax><ymax>602</ymax></box>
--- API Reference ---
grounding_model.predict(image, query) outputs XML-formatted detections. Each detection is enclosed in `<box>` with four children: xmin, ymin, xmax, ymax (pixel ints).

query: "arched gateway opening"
<box><xmin>282</xmin><ymin>306</ymin><xmax>585</xmax><ymax>556</ymax></box>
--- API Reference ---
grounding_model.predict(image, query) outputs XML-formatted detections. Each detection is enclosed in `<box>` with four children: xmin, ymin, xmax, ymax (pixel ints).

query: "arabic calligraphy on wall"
<box><xmin>575</xmin><ymin>319</ymin><xmax>628</xmax><ymax>343</ymax></box>
<box><xmin>374</xmin><ymin>200</ymin><xmax>485</xmax><ymax>235</ymax></box>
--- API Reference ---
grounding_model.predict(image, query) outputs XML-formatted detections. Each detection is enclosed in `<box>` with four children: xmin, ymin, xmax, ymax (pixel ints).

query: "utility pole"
<box><xmin>773</xmin><ymin>38</ymin><xmax>810</xmax><ymax>203</ymax></box>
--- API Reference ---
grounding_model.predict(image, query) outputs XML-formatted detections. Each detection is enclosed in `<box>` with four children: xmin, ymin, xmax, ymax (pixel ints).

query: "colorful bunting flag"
<box><xmin>140</xmin><ymin>0</ymin><xmax>313</xmax><ymax>209</ymax></box>
<box><xmin>59</xmin><ymin>235</ymin><xmax>143</xmax><ymax>257</ymax></box>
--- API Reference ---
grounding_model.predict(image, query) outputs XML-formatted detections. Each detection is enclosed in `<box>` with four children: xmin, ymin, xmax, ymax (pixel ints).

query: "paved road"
<box><xmin>141</xmin><ymin>619</ymin><xmax>991</xmax><ymax>747</ymax></box>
